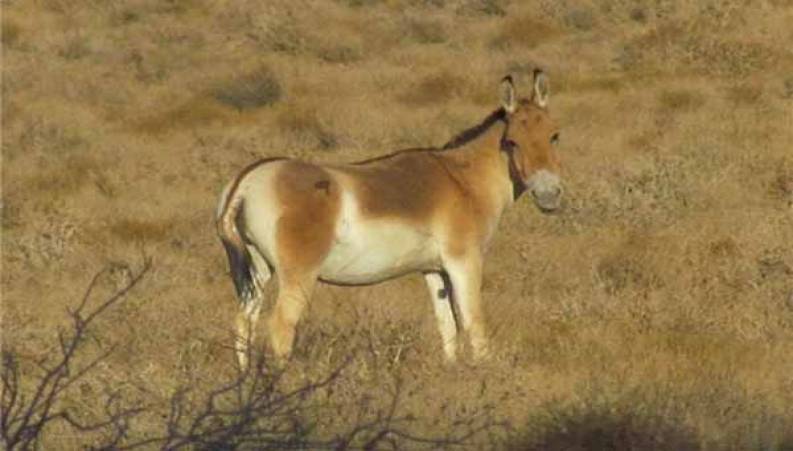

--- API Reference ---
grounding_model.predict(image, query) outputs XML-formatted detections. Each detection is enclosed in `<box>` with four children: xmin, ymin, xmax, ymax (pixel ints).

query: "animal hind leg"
<box><xmin>424</xmin><ymin>272</ymin><xmax>458</xmax><ymax>362</ymax></box>
<box><xmin>235</xmin><ymin>245</ymin><xmax>272</xmax><ymax>369</ymax></box>
<box><xmin>266</xmin><ymin>271</ymin><xmax>316</xmax><ymax>360</ymax></box>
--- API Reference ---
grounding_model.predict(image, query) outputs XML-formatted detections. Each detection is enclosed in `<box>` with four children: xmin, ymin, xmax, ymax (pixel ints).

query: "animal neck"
<box><xmin>437</xmin><ymin>119</ymin><xmax>516</xmax><ymax>213</ymax></box>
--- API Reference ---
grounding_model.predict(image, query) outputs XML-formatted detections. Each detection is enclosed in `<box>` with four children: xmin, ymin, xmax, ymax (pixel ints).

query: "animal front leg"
<box><xmin>424</xmin><ymin>272</ymin><xmax>458</xmax><ymax>362</ymax></box>
<box><xmin>443</xmin><ymin>254</ymin><xmax>489</xmax><ymax>360</ymax></box>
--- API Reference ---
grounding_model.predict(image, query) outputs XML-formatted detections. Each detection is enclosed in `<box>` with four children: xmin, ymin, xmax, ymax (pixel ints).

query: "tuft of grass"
<box><xmin>2</xmin><ymin>202</ymin><xmax>21</xmax><ymax>232</ymax></box>
<box><xmin>617</xmin><ymin>20</ymin><xmax>778</xmax><ymax>78</ymax></box>
<box><xmin>337</xmin><ymin>0</ymin><xmax>383</xmax><ymax>7</ymax></box>
<box><xmin>135</xmin><ymin>97</ymin><xmax>229</xmax><ymax>134</ymax></box>
<box><xmin>685</xmin><ymin>39</ymin><xmax>775</xmax><ymax>77</ymax></box>
<box><xmin>260</xmin><ymin>21</ymin><xmax>305</xmax><ymax>55</ymax></box>
<box><xmin>154</xmin><ymin>0</ymin><xmax>207</xmax><ymax>15</ymax></box>
<box><xmin>30</xmin><ymin>155</ymin><xmax>101</xmax><ymax>197</ymax></box>
<box><xmin>597</xmin><ymin>254</ymin><xmax>660</xmax><ymax>295</ymax></box>
<box><xmin>563</xmin><ymin>8</ymin><xmax>595</xmax><ymax>31</ymax></box>
<box><xmin>213</xmin><ymin>67</ymin><xmax>282</xmax><ymax>111</ymax></box>
<box><xmin>458</xmin><ymin>0</ymin><xmax>507</xmax><ymax>17</ymax></box>
<box><xmin>276</xmin><ymin>104</ymin><xmax>338</xmax><ymax>150</ymax></box>
<box><xmin>512</xmin><ymin>402</ymin><xmax>701</xmax><ymax>451</ymax></box>
<box><xmin>58</xmin><ymin>34</ymin><xmax>91</xmax><ymax>60</ymax></box>
<box><xmin>726</xmin><ymin>83</ymin><xmax>763</xmax><ymax>105</ymax></box>
<box><xmin>109</xmin><ymin>218</ymin><xmax>171</xmax><ymax>244</ymax></box>
<box><xmin>398</xmin><ymin>71</ymin><xmax>464</xmax><ymax>106</ymax></box>
<box><xmin>658</xmin><ymin>89</ymin><xmax>704</xmax><ymax>112</ymax></box>
<box><xmin>406</xmin><ymin>18</ymin><xmax>447</xmax><ymax>44</ymax></box>
<box><xmin>316</xmin><ymin>44</ymin><xmax>363</xmax><ymax>64</ymax></box>
<box><xmin>556</xmin><ymin>74</ymin><xmax>625</xmax><ymax>94</ymax></box>
<box><xmin>784</xmin><ymin>77</ymin><xmax>793</xmax><ymax>99</ymax></box>
<box><xmin>629</xmin><ymin>7</ymin><xmax>647</xmax><ymax>23</ymax></box>
<box><xmin>2</xmin><ymin>20</ymin><xmax>21</xmax><ymax>48</ymax></box>
<box><xmin>771</xmin><ymin>166</ymin><xmax>793</xmax><ymax>207</ymax></box>
<box><xmin>490</xmin><ymin>13</ymin><xmax>558</xmax><ymax>49</ymax></box>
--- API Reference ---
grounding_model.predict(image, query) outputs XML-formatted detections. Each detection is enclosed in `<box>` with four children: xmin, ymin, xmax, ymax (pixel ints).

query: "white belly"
<box><xmin>319</xmin><ymin>217</ymin><xmax>441</xmax><ymax>285</ymax></box>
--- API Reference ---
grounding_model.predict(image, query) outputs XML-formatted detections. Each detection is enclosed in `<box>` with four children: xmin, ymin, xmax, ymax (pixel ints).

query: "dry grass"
<box><xmin>3</xmin><ymin>0</ymin><xmax>793</xmax><ymax>449</ymax></box>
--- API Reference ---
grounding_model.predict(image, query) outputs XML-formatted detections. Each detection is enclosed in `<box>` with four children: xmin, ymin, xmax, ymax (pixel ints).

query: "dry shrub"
<box><xmin>657</xmin><ymin>89</ymin><xmax>704</xmax><ymax>113</ymax></box>
<box><xmin>617</xmin><ymin>18</ymin><xmax>779</xmax><ymax>78</ymax></box>
<box><xmin>726</xmin><ymin>83</ymin><xmax>763</xmax><ymax>105</ymax></box>
<box><xmin>31</xmin><ymin>155</ymin><xmax>103</xmax><ymax>197</ymax></box>
<box><xmin>684</xmin><ymin>39</ymin><xmax>776</xmax><ymax>78</ymax></box>
<box><xmin>399</xmin><ymin>71</ymin><xmax>465</xmax><ymax>106</ymax></box>
<box><xmin>615</xmin><ymin>23</ymin><xmax>683</xmax><ymax>72</ymax></box>
<box><xmin>784</xmin><ymin>77</ymin><xmax>793</xmax><ymax>99</ymax></box>
<box><xmin>260</xmin><ymin>19</ymin><xmax>305</xmax><ymax>54</ymax></box>
<box><xmin>109</xmin><ymin>219</ymin><xmax>171</xmax><ymax>244</ymax></box>
<box><xmin>276</xmin><ymin>104</ymin><xmax>338</xmax><ymax>150</ymax></box>
<box><xmin>512</xmin><ymin>404</ymin><xmax>700</xmax><ymax>451</ymax></box>
<box><xmin>2</xmin><ymin>19</ymin><xmax>21</xmax><ymax>48</ymax></box>
<box><xmin>555</xmin><ymin>74</ymin><xmax>624</xmax><ymax>94</ymax></box>
<box><xmin>506</xmin><ymin>383</ymin><xmax>703</xmax><ymax>451</ymax></box>
<box><xmin>57</xmin><ymin>33</ymin><xmax>91</xmax><ymax>60</ymax></box>
<box><xmin>338</xmin><ymin>0</ymin><xmax>383</xmax><ymax>7</ymax></box>
<box><xmin>213</xmin><ymin>66</ymin><xmax>282</xmax><ymax>111</ymax></box>
<box><xmin>146</xmin><ymin>0</ymin><xmax>208</xmax><ymax>15</ymax></box>
<box><xmin>457</xmin><ymin>0</ymin><xmax>507</xmax><ymax>17</ymax></box>
<box><xmin>490</xmin><ymin>13</ymin><xmax>558</xmax><ymax>49</ymax></box>
<box><xmin>563</xmin><ymin>8</ymin><xmax>595</xmax><ymax>31</ymax></box>
<box><xmin>135</xmin><ymin>97</ymin><xmax>230</xmax><ymax>134</ymax></box>
<box><xmin>771</xmin><ymin>168</ymin><xmax>793</xmax><ymax>206</ymax></box>
<box><xmin>596</xmin><ymin>233</ymin><xmax>663</xmax><ymax>295</ymax></box>
<box><xmin>406</xmin><ymin>17</ymin><xmax>448</xmax><ymax>44</ymax></box>
<box><xmin>316</xmin><ymin>43</ymin><xmax>364</xmax><ymax>64</ymax></box>
<box><xmin>597</xmin><ymin>254</ymin><xmax>658</xmax><ymax>295</ymax></box>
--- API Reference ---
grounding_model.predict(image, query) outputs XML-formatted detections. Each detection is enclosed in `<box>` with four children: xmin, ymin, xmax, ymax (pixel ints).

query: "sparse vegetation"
<box><xmin>213</xmin><ymin>66</ymin><xmax>283</xmax><ymax>111</ymax></box>
<box><xmin>490</xmin><ymin>12</ymin><xmax>558</xmax><ymax>49</ymax></box>
<box><xmin>658</xmin><ymin>89</ymin><xmax>705</xmax><ymax>112</ymax></box>
<box><xmin>2</xmin><ymin>20</ymin><xmax>21</xmax><ymax>48</ymax></box>
<box><xmin>3</xmin><ymin>0</ymin><xmax>792</xmax><ymax>449</ymax></box>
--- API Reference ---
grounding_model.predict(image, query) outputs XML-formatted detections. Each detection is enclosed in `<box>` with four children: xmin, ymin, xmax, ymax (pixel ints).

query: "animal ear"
<box><xmin>500</xmin><ymin>75</ymin><xmax>516</xmax><ymax>114</ymax></box>
<box><xmin>532</xmin><ymin>69</ymin><xmax>550</xmax><ymax>108</ymax></box>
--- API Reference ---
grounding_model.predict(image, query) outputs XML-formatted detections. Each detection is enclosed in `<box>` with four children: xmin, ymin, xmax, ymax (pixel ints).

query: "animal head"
<box><xmin>499</xmin><ymin>70</ymin><xmax>563</xmax><ymax>213</ymax></box>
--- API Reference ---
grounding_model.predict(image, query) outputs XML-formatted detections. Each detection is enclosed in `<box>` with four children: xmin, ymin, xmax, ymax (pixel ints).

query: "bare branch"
<box><xmin>1</xmin><ymin>258</ymin><xmax>152</xmax><ymax>450</ymax></box>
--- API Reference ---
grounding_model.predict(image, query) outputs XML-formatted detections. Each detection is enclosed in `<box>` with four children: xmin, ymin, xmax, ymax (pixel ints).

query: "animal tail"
<box><xmin>217</xmin><ymin>195</ymin><xmax>256</xmax><ymax>305</ymax></box>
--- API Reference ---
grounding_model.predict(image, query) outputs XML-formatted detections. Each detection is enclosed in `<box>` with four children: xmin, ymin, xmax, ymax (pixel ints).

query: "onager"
<box><xmin>217</xmin><ymin>70</ymin><xmax>563</xmax><ymax>368</ymax></box>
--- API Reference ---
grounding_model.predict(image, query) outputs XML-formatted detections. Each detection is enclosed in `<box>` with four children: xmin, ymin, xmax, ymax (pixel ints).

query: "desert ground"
<box><xmin>3</xmin><ymin>0</ymin><xmax>793</xmax><ymax>449</ymax></box>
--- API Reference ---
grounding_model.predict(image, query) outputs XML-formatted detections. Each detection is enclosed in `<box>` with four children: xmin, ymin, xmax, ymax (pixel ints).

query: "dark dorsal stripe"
<box><xmin>351</xmin><ymin>148</ymin><xmax>434</xmax><ymax>166</ymax></box>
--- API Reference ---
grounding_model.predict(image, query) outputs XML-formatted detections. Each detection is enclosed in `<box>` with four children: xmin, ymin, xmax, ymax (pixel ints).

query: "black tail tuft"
<box><xmin>222</xmin><ymin>239</ymin><xmax>255</xmax><ymax>304</ymax></box>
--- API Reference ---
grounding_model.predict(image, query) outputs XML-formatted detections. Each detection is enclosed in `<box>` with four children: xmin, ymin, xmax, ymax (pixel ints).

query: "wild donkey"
<box><xmin>217</xmin><ymin>70</ymin><xmax>562</xmax><ymax>368</ymax></box>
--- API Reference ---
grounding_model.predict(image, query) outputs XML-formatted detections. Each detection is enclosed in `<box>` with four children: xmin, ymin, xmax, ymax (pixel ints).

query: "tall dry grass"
<box><xmin>3</xmin><ymin>0</ymin><xmax>793</xmax><ymax>448</ymax></box>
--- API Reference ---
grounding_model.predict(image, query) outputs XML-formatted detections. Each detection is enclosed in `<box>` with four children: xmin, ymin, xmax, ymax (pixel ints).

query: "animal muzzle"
<box><xmin>527</xmin><ymin>170</ymin><xmax>563</xmax><ymax>213</ymax></box>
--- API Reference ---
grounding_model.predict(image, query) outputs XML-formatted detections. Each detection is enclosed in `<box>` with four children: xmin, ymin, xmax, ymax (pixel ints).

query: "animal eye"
<box><xmin>550</xmin><ymin>132</ymin><xmax>560</xmax><ymax>145</ymax></box>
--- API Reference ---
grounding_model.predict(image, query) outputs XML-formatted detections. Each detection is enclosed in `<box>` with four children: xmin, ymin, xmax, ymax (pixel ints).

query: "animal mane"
<box><xmin>442</xmin><ymin>108</ymin><xmax>506</xmax><ymax>150</ymax></box>
<box><xmin>350</xmin><ymin>108</ymin><xmax>506</xmax><ymax>166</ymax></box>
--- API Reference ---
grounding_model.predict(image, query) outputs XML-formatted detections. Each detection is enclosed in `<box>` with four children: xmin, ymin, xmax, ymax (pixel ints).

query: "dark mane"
<box><xmin>350</xmin><ymin>108</ymin><xmax>506</xmax><ymax>166</ymax></box>
<box><xmin>442</xmin><ymin>108</ymin><xmax>506</xmax><ymax>149</ymax></box>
